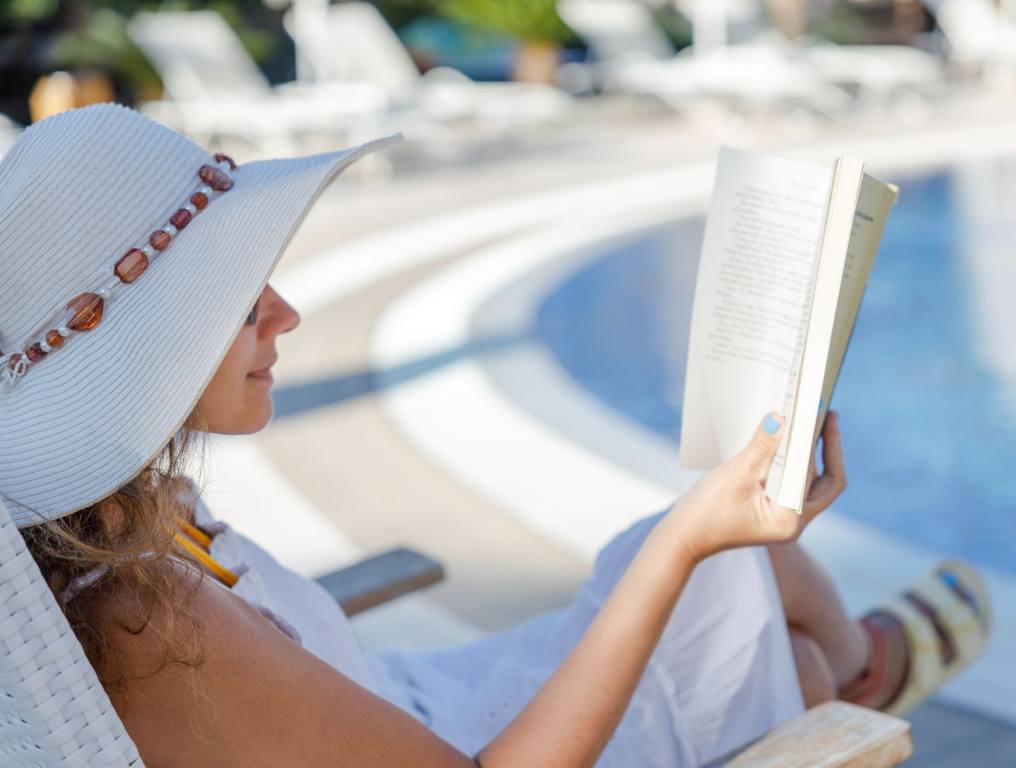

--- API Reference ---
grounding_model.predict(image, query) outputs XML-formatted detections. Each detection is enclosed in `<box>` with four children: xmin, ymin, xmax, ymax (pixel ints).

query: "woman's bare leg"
<box><xmin>789</xmin><ymin>629</ymin><xmax>838</xmax><ymax>707</ymax></box>
<box><xmin>768</xmin><ymin>541</ymin><xmax>911</xmax><ymax>710</ymax></box>
<box><xmin>767</xmin><ymin>541</ymin><xmax>869</xmax><ymax>687</ymax></box>
<box><xmin>761</xmin><ymin>416</ymin><xmax>908</xmax><ymax>708</ymax></box>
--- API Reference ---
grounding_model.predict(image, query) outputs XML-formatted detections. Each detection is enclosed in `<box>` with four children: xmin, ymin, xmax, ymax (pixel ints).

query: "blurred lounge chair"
<box><xmin>0</xmin><ymin>491</ymin><xmax>913</xmax><ymax>766</ymax></box>
<box><xmin>679</xmin><ymin>0</ymin><xmax>945</xmax><ymax>111</ymax></box>
<box><xmin>786</xmin><ymin>42</ymin><xmax>943</xmax><ymax>111</ymax></box>
<box><xmin>0</xmin><ymin>113</ymin><xmax>22</xmax><ymax>158</ymax></box>
<box><xmin>556</xmin><ymin>0</ymin><xmax>703</xmax><ymax>102</ymax></box>
<box><xmin>298</xmin><ymin>2</ymin><xmax>574</xmax><ymax>132</ymax></box>
<box><xmin>931</xmin><ymin>0</ymin><xmax>1016</xmax><ymax>79</ymax></box>
<box><xmin>126</xmin><ymin>10</ymin><xmax>396</xmax><ymax>154</ymax></box>
<box><xmin>557</xmin><ymin>0</ymin><xmax>850</xmax><ymax>124</ymax></box>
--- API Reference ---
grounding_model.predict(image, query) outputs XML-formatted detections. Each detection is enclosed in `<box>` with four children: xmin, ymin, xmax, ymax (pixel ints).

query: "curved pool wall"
<box><xmin>536</xmin><ymin>160</ymin><xmax>1016</xmax><ymax>575</ymax></box>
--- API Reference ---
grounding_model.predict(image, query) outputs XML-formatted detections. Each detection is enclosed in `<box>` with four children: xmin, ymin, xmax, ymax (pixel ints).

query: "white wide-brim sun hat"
<box><xmin>0</xmin><ymin>103</ymin><xmax>401</xmax><ymax>527</ymax></box>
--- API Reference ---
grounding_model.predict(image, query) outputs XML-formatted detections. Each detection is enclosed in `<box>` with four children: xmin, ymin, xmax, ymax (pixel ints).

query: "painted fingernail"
<box><xmin>764</xmin><ymin>413</ymin><xmax>781</xmax><ymax>435</ymax></box>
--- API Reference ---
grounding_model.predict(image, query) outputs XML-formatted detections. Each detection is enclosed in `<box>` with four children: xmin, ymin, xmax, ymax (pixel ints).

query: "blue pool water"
<box><xmin>537</xmin><ymin>163</ymin><xmax>1016</xmax><ymax>575</ymax></box>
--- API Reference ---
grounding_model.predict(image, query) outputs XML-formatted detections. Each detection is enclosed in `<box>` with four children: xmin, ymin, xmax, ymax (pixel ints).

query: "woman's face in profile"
<box><xmin>197</xmin><ymin>282</ymin><xmax>300</xmax><ymax>434</ymax></box>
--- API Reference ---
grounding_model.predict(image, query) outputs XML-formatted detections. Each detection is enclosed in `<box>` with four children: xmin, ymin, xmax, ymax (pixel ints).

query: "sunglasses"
<box><xmin>245</xmin><ymin>299</ymin><xmax>259</xmax><ymax>326</ymax></box>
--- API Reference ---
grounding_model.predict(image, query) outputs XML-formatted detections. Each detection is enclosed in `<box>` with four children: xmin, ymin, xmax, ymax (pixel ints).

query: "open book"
<box><xmin>678</xmin><ymin>147</ymin><xmax>898</xmax><ymax>511</ymax></box>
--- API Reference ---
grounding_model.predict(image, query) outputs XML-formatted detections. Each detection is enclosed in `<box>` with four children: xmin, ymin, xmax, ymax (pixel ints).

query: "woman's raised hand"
<box><xmin>666</xmin><ymin>411</ymin><xmax>846</xmax><ymax>563</ymax></box>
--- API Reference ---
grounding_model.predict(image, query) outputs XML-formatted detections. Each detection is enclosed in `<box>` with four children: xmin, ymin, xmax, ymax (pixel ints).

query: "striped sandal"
<box><xmin>839</xmin><ymin>559</ymin><xmax>992</xmax><ymax>716</ymax></box>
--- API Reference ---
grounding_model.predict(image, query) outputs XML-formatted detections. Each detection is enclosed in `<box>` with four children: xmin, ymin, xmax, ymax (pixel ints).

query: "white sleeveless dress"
<box><xmin>179</xmin><ymin>481</ymin><xmax>804</xmax><ymax>766</ymax></box>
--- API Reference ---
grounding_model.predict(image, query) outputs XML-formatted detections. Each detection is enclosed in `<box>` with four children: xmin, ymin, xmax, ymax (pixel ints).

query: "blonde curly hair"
<box><xmin>18</xmin><ymin>404</ymin><xmax>215</xmax><ymax>710</ymax></box>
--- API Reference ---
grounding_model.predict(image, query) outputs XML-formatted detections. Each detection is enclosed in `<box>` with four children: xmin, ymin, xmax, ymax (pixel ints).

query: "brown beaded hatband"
<box><xmin>0</xmin><ymin>152</ymin><xmax>237</xmax><ymax>390</ymax></box>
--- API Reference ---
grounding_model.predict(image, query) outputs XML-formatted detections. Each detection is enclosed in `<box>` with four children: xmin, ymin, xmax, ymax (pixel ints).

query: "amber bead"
<box><xmin>213</xmin><ymin>152</ymin><xmax>237</xmax><ymax>170</ymax></box>
<box><xmin>198</xmin><ymin>164</ymin><xmax>233</xmax><ymax>192</ymax></box>
<box><xmin>190</xmin><ymin>192</ymin><xmax>208</xmax><ymax>211</ymax></box>
<box><xmin>65</xmin><ymin>292</ymin><xmax>104</xmax><ymax>332</ymax></box>
<box><xmin>115</xmin><ymin>248</ymin><xmax>148</xmax><ymax>284</ymax></box>
<box><xmin>149</xmin><ymin>229</ymin><xmax>171</xmax><ymax>251</ymax></box>
<box><xmin>170</xmin><ymin>208</ymin><xmax>192</xmax><ymax>230</ymax></box>
<box><xmin>45</xmin><ymin>330</ymin><xmax>66</xmax><ymax>349</ymax></box>
<box><xmin>26</xmin><ymin>343</ymin><xmax>46</xmax><ymax>362</ymax></box>
<box><xmin>7</xmin><ymin>353</ymin><xmax>21</xmax><ymax>370</ymax></box>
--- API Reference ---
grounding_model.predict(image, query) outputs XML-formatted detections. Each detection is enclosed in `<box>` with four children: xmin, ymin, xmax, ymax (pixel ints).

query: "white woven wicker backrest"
<box><xmin>0</xmin><ymin>498</ymin><xmax>143</xmax><ymax>766</ymax></box>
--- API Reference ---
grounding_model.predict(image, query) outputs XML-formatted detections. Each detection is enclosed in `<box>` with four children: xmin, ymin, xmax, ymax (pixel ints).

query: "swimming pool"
<box><xmin>537</xmin><ymin>160</ymin><xmax>1016</xmax><ymax>575</ymax></box>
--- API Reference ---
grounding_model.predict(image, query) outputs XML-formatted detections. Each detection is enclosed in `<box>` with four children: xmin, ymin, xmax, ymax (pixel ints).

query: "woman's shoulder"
<box><xmin>101</xmin><ymin>557</ymin><xmax>301</xmax><ymax>764</ymax></box>
<box><xmin>96</xmin><ymin>556</ymin><xmax>263</xmax><ymax>675</ymax></box>
<box><xmin>103</xmin><ymin>556</ymin><xmax>470</xmax><ymax>767</ymax></box>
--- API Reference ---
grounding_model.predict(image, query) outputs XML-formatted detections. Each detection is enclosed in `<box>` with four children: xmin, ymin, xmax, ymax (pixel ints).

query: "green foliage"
<box><xmin>812</xmin><ymin>5</ymin><xmax>878</xmax><ymax>45</ymax></box>
<box><xmin>432</xmin><ymin>0</ymin><xmax>575</xmax><ymax>44</ymax></box>
<box><xmin>374</xmin><ymin>0</ymin><xmax>433</xmax><ymax>30</ymax></box>
<box><xmin>205</xmin><ymin>1</ymin><xmax>281</xmax><ymax>62</ymax></box>
<box><xmin>650</xmin><ymin>5</ymin><xmax>692</xmax><ymax>49</ymax></box>
<box><xmin>0</xmin><ymin>0</ymin><xmax>59</xmax><ymax>20</ymax></box>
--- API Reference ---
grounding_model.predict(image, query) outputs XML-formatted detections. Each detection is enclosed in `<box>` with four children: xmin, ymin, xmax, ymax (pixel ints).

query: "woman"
<box><xmin>0</xmin><ymin>104</ymin><xmax>988</xmax><ymax>766</ymax></box>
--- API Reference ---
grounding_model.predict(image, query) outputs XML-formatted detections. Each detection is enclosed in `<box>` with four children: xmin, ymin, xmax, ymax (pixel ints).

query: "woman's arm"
<box><xmin>477</xmin><ymin>509</ymin><xmax>699</xmax><ymax>766</ymax></box>
<box><xmin>476</xmin><ymin>412</ymin><xmax>845</xmax><ymax>767</ymax></box>
<box><xmin>113</xmin><ymin>412</ymin><xmax>844</xmax><ymax>768</ymax></box>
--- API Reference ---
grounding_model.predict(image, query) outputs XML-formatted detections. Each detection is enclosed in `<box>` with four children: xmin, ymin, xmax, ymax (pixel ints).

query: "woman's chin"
<box><xmin>239</xmin><ymin>381</ymin><xmax>275</xmax><ymax>432</ymax></box>
<box><xmin>251</xmin><ymin>396</ymin><xmax>275</xmax><ymax>431</ymax></box>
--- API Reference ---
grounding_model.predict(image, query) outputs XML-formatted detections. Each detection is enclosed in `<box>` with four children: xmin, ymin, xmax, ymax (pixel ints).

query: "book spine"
<box><xmin>769</xmin><ymin>157</ymin><xmax>865</xmax><ymax>512</ymax></box>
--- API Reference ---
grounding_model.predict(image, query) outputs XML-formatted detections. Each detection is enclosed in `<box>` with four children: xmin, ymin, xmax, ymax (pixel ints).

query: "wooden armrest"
<box><xmin>315</xmin><ymin>547</ymin><xmax>445</xmax><ymax>616</ymax></box>
<box><xmin>711</xmin><ymin>701</ymin><xmax>912</xmax><ymax>768</ymax></box>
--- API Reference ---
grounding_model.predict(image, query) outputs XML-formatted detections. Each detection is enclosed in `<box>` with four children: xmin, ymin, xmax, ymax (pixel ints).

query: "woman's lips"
<box><xmin>249</xmin><ymin>355</ymin><xmax>277</xmax><ymax>381</ymax></box>
<box><xmin>248</xmin><ymin>367</ymin><xmax>273</xmax><ymax>381</ymax></box>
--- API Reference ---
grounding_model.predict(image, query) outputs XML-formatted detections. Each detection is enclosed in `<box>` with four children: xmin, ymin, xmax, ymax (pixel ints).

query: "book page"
<box><xmin>818</xmin><ymin>174</ymin><xmax>899</xmax><ymax>423</ymax></box>
<box><xmin>679</xmin><ymin>147</ymin><xmax>833</xmax><ymax>470</ymax></box>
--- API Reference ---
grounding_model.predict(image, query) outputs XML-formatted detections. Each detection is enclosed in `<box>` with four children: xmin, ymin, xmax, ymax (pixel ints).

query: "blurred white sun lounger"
<box><xmin>672</xmin><ymin>0</ymin><xmax>944</xmax><ymax>108</ymax></box>
<box><xmin>560</xmin><ymin>0</ymin><xmax>942</xmax><ymax>119</ymax></box>
<box><xmin>931</xmin><ymin>0</ymin><xmax>1016</xmax><ymax>79</ymax></box>
<box><xmin>127</xmin><ymin>10</ymin><xmax>402</xmax><ymax>154</ymax></box>
<box><xmin>557</xmin><ymin>0</ymin><xmax>850</xmax><ymax>122</ymax></box>
<box><xmin>0</xmin><ymin>113</ymin><xmax>22</xmax><ymax>158</ymax></box>
<box><xmin>305</xmin><ymin>2</ymin><xmax>574</xmax><ymax>131</ymax></box>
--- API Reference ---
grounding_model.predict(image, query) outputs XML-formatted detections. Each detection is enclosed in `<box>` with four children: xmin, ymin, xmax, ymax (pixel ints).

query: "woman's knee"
<box><xmin>789</xmin><ymin>628</ymin><xmax>838</xmax><ymax>708</ymax></box>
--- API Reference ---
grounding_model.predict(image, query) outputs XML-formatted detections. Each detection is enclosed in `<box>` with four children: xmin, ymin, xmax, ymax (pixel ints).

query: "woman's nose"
<box><xmin>267</xmin><ymin>294</ymin><xmax>300</xmax><ymax>336</ymax></box>
<box><xmin>259</xmin><ymin>284</ymin><xmax>300</xmax><ymax>335</ymax></box>
<box><xmin>280</xmin><ymin>302</ymin><xmax>300</xmax><ymax>334</ymax></box>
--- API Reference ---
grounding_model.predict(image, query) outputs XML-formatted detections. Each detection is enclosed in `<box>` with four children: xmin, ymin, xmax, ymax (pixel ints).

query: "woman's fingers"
<box><xmin>803</xmin><ymin>475</ymin><xmax>838</xmax><ymax>520</ymax></box>
<box><xmin>801</xmin><ymin>412</ymin><xmax>847</xmax><ymax>523</ymax></box>
<box><xmin>820</xmin><ymin>411</ymin><xmax>846</xmax><ymax>492</ymax></box>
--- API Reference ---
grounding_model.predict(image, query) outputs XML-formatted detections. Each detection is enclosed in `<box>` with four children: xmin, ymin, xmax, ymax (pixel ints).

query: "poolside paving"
<box><xmin>241</xmin><ymin>89</ymin><xmax>1016</xmax><ymax>765</ymax></box>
